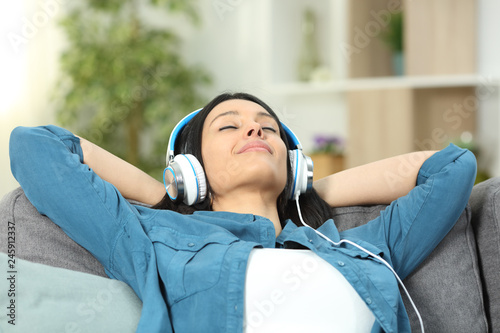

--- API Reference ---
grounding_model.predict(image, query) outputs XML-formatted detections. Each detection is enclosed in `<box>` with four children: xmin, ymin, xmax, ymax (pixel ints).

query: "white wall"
<box><xmin>1</xmin><ymin>0</ymin><xmax>65</xmax><ymax>197</ymax></box>
<box><xmin>477</xmin><ymin>0</ymin><xmax>500</xmax><ymax>176</ymax></box>
<box><xmin>180</xmin><ymin>0</ymin><xmax>348</xmax><ymax>152</ymax></box>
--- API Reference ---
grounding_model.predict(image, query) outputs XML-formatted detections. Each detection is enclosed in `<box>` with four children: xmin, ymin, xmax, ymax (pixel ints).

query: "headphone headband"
<box><xmin>167</xmin><ymin>108</ymin><xmax>203</xmax><ymax>165</ymax></box>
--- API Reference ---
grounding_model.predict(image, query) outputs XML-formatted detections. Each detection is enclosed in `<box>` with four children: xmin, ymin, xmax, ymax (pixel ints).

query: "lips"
<box><xmin>237</xmin><ymin>141</ymin><xmax>272</xmax><ymax>154</ymax></box>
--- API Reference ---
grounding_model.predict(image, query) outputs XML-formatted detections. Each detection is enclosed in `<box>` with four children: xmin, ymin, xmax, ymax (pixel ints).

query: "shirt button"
<box><xmin>337</xmin><ymin>261</ymin><xmax>345</xmax><ymax>267</ymax></box>
<box><xmin>365</xmin><ymin>298</ymin><xmax>372</xmax><ymax>305</ymax></box>
<box><xmin>308</xmin><ymin>239</ymin><xmax>313</xmax><ymax>243</ymax></box>
<box><xmin>187</xmin><ymin>243</ymin><xmax>195</xmax><ymax>247</ymax></box>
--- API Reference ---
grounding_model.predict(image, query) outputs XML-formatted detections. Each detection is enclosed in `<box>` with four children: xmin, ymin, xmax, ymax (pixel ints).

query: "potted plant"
<box><xmin>53</xmin><ymin>0</ymin><xmax>211</xmax><ymax>176</ymax></box>
<box><xmin>309</xmin><ymin>134</ymin><xmax>345</xmax><ymax>180</ymax></box>
<box><xmin>381</xmin><ymin>10</ymin><xmax>404</xmax><ymax>76</ymax></box>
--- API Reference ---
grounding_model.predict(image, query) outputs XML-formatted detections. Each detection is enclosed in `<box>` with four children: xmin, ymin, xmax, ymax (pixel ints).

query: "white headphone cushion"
<box><xmin>174</xmin><ymin>154</ymin><xmax>207</xmax><ymax>205</ymax></box>
<box><xmin>290</xmin><ymin>150</ymin><xmax>308</xmax><ymax>199</ymax></box>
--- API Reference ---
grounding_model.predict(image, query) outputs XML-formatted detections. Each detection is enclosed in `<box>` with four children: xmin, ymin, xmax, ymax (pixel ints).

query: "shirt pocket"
<box><xmin>150</xmin><ymin>227</ymin><xmax>238</xmax><ymax>305</ymax></box>
<box><xmin>335</xmin><ymin>240</ymin><xmax>399</xmax><ymax>300</ymax></box>
<box><xmin>335</xmin><ymin>240</ymin><xmax>390</xmax><ymax>268</ymax></box>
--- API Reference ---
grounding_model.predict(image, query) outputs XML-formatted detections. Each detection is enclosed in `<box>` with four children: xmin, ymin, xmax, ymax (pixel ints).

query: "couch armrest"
<box><xmin>0</xmin><ymin>187</ymin><xmax>107</xmax><ymax>277</ymax></box>
<box><xmin>470</xmin><ymin>177</ymin><xmax>500</xmax><ymax>332</ymax></box>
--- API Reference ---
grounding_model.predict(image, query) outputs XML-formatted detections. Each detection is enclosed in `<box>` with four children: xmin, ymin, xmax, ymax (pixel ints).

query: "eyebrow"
<box><xmin>209</xmin><ymin>110</ymin><xmax>275</xmax><ymax>126</ymax></box>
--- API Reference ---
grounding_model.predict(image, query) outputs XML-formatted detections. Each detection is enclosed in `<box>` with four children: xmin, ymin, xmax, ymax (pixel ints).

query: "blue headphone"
<box><xmin>163</xmin><ymin>109</ymin><xmax>313</xmax><ymax>205</ymax></box>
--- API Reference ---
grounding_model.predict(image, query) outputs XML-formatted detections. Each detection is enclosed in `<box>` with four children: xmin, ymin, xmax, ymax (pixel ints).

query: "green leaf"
<box><xmin>53</xmin><ymin>0</ymin><xmax>211</xmax><ymax>174</ymax></box>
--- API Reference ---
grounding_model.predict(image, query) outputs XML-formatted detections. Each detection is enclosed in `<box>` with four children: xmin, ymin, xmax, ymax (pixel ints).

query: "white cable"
<box><xmin>294</xmin><ymin>196</ymin><xmax>425</xmax><ymax>333</ymax></box>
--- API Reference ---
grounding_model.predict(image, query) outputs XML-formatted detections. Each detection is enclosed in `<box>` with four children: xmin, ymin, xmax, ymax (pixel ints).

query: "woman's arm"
<box><xmin>340</xmin><ymin>144</ymin><xmax>477</xmax><ymax>279</ymax></box>
<box><xmin>78</xmin><ymin>137</ymin><xmax>165</xmax><ymax>206</ymax></box>
<box><xmin>10</xmin><ymin>126</ymin><xmax>163</xmax><ymax>297</ymax></box>
<box><xmin>9</xmin><ymin>126</ymin><xmax>149</xmax><ymax>274</ymax></box>
<box><xmin>314</xmin><ymin>150</ymin><xmax>437</xmax><ymax>207</ymax></box>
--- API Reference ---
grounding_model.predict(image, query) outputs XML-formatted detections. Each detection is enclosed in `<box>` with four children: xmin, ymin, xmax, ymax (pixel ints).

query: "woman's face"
<box><xmin>201</xmin><ymin>99</ymin><xmax>288</xmax><ymax>200</ymax></box>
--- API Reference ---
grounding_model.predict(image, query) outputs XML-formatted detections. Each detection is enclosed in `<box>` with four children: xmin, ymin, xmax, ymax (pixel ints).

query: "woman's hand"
<box><xmin>78</xmin><ymin>136</ymin><xmax>165</xmax><ymax>206</ymax></box>
<box><xmin>313</xmin><ymin>150</ymin><xmax>437</xmax><ymax>207</ymax></box>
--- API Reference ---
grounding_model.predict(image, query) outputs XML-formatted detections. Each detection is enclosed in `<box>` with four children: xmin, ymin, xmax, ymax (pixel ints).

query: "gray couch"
<box><xmin>1</xmin><ymin>178</ymin><xmax>499</xmax><ymax>332</ymax></box>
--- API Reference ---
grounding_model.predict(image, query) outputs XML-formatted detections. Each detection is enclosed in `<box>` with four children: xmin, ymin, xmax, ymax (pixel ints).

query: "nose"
<box><xmin>246</xmin><ymin>123</ymin><xmax>263</xmax><ymax>138</ymax></box>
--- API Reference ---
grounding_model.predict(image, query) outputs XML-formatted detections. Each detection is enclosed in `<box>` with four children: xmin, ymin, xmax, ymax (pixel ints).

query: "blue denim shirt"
<box><xmin>9</xmin><ymin>125</ymin><xmax>477</xmax><ymax>333</ymax></box>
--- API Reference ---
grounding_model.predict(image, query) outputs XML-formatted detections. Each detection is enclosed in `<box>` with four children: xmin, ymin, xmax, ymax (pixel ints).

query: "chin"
<box><xmin>240</xmin><ymin>154</ymin><xmax>282</xmax><ymax>173</ymax></box>
<box><xmin>244</xmin><ymin>163</ymin><xmax>286</xmax><ymax>190</ymax></box>
<box><xmin>209</xmin><ymin>154</ymin><xmax>287</xmax><ymax>191</ymax></box>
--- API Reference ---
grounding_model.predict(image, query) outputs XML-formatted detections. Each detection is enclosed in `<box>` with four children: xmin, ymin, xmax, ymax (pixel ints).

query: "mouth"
<box><xmin>237</xmin><ymin>141</ymin><xmax>272</xmax><ymax>154</ymax></box>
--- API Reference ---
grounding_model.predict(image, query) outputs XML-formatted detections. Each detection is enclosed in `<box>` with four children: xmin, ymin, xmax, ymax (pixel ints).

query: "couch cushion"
<box><xmin>0</xmin><ymin>252</ymin><xmax>141</xmax><ymax>332</ymax></box>
<box><xmin>332</xmin><ymin>204</ymin><xmax>488</xmax><ymax>332</ymax></box>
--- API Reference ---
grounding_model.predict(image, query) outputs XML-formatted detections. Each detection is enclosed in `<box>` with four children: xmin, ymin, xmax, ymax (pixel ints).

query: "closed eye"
<box><xmin>219</xmin><ymin>125</ymin><xmax>237</xmax><ymax>131</ymax></box>
<box><xmin>263</xmin><ymin>127</ymin><xmax>277</xmax><ymax>133</ymax></box>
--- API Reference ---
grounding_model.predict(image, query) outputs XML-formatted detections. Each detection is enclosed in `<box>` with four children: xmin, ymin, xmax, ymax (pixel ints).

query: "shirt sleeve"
<box><xmin>9</xmin><ymin>125</ymin><xmax>147</xmax><ymax>280</ymax></box>
<box><xmin>371</xmin><ymin>144</ymin><xmax>477</xmax><ymax>279</ymax></box>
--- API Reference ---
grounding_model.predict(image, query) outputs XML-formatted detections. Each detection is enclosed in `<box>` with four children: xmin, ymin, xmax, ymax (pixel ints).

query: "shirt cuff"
<box><xmin>43</xmin><ymin>125</ymin><xmax>84</xmax><ymax>163</ymax></box>
<box><xmin>416</xmin><ymin>143</ymin><xmax>474</xmax><ymax>185</ymax></box>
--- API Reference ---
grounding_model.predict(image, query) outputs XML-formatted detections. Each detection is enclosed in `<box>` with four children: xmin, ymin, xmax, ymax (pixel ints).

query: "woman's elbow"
<box><xmin>461</xmin><ymin>149</ymin><xmax>478</xmax><ymax>186</ymax></box>
<box><xmin>9</xmin><ymin>126</ymin><xmax>32</xmax><ymax>162</ymax></box>
<box><xmin>9</xmin><ymin>126</ymin><xmax>53</xmax><ymax>178</ymax></box>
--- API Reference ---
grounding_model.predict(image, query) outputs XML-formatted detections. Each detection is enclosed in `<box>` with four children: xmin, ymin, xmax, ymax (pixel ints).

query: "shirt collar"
<box><xmin>276</xmin><ymin>219</ymin><xmax>341</xmax><ymax>248</ymax></box>
<box><xmin>275</xmin><ymin>220</ymin><xmax>297</xmax><ymax>247</ymax></box>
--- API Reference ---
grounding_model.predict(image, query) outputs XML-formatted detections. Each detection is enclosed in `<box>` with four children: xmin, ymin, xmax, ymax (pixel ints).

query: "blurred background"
<box><xmin>2</xmin><ymin>0</ymin><xmax>500</xmax><ymax>198</ymax></box>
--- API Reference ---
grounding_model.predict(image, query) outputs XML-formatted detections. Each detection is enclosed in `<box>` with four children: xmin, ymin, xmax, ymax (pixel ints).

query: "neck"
<box><xmin>212</xmin><ymin>191</ymin><xmax>283</xmax><ymax>236</ymax></box>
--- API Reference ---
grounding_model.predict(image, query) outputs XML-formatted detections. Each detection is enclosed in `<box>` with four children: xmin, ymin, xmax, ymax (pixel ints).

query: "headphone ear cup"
<box><xmin>183</xmin><ymin>154</ymin><xmax>207</xmax><ymax>205</ymax></box>
<box><xmin>289</xmin><ymin>149</ymin><xmax>314</xmax><ymax>200</ymax></box>
<box><xmin>164</xmin><ymin>154</ymin><xmax>207</xmax><ymax>206</ymax></box>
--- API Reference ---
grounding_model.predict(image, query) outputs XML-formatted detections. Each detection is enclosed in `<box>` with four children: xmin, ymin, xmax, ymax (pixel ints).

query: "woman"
<box><xmin>10</xmin><ymin>92</ymin><xmax>477</xmax><ymax>332</ymax></box>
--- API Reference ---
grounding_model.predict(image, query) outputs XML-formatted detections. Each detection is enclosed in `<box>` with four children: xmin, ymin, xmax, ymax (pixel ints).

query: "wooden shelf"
<box><xmin>267</xmin><ymin>75</ymin><xmax>497</xmax><ymax>95</ymax></box>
